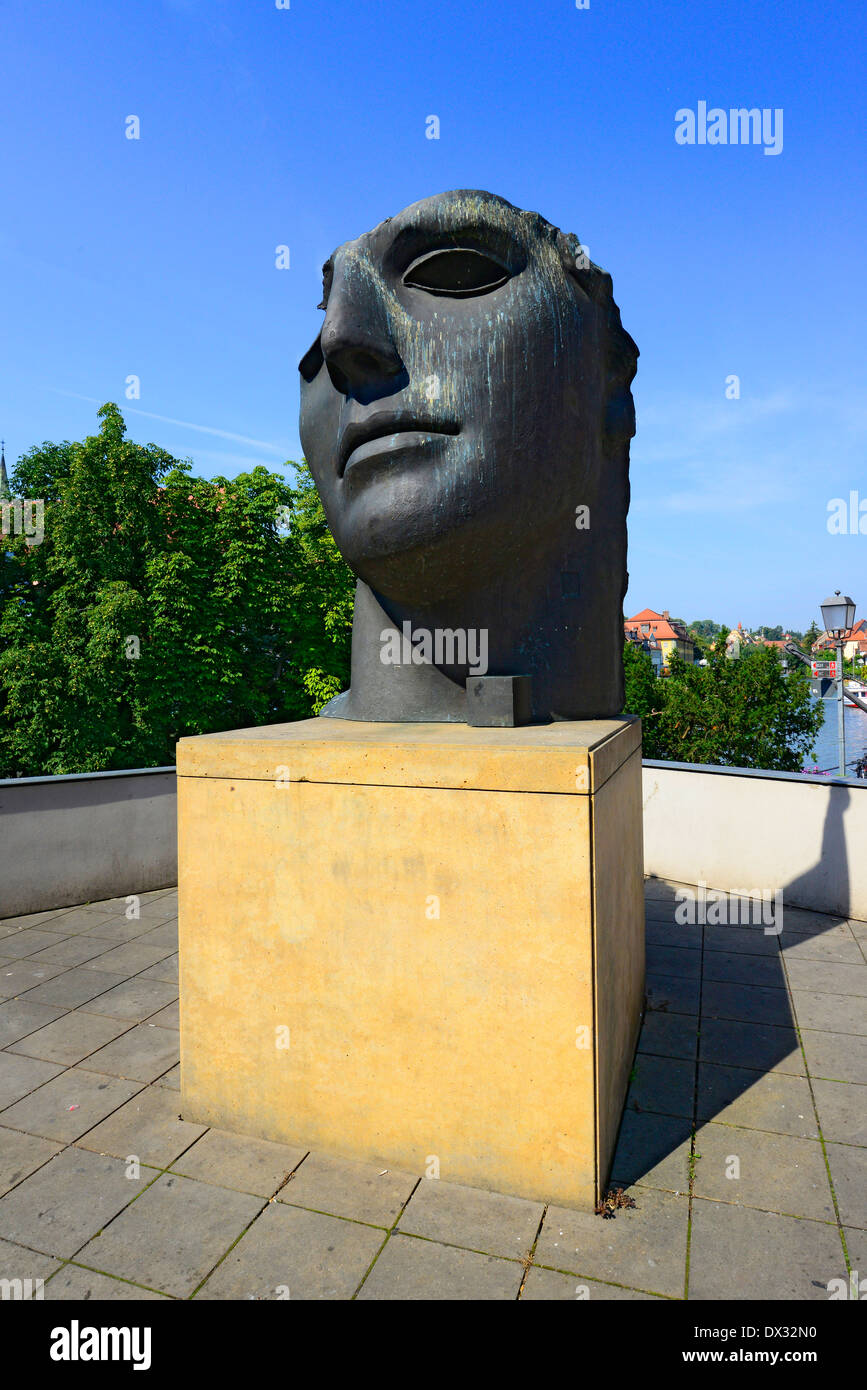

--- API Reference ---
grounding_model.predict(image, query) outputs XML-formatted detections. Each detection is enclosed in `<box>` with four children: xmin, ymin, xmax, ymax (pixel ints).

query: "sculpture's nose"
<box><xmin>320</xmin><ymin>259</ymin><xmax>405</xmax><ymax>402</ymax></box>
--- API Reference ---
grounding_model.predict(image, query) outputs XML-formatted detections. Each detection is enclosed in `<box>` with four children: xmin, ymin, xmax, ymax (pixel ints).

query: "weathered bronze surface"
<box><xmin>299</xmin><ymin>190</ymin><xmax>638</xmax><ymax>723</ymax></box>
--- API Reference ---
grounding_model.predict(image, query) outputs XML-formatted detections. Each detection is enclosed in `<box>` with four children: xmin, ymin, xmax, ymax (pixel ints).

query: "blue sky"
<box><xmin>2</xmin><ymin>0</ymin><xmax>865</xmax><ymax>630</ymax></box>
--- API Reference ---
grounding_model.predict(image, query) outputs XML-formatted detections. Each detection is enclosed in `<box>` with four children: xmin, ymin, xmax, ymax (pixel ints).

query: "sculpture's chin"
<box><xmin>348</xmin><ymin>546</ymin><xmax>487</xmax><ymax>609</ymax></box>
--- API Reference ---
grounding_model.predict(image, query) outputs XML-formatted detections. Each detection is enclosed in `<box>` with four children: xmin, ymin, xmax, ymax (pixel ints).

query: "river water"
<box><xmin>804</xmin><ymin>697</ymin><xmax>867</xmax><ymax>776</ymax></box>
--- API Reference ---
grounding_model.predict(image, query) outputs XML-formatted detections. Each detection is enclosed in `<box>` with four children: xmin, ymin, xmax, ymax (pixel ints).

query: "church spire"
<box><xmin>0</xmin><ymin>440</ymin><xmax>10</xmax><ymax>500</ymax></box>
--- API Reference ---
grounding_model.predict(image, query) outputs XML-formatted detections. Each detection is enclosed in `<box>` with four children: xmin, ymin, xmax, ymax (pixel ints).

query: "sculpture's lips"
<box><xmin>338</xmin><ymin>413</ymin><xmax>460</xmax><ymax>476</ymax></box>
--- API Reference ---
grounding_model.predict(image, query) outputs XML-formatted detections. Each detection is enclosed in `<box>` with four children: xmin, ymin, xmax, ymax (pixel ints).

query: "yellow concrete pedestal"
<box><xmin>176</xmin><ymin>717</ymin><xmax>644</xmax><ymax>1211</ymax></box>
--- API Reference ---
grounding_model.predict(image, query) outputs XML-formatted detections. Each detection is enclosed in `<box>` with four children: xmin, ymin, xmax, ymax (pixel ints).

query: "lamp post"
<box><xmin>820</xmin><ymin>592</ymin><xmax>856</xmax><ymax>778</ymax></box>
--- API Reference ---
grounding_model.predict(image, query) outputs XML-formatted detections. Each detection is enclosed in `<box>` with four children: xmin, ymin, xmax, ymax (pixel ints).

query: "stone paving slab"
<box><xmin>0</xmin><ymin>1051</ymin><xmax>65</xmax><ymax>1108</ymax></box>
<box><xmin>82</xmin><ymin>891</ymin><xmax>174</xmax><ymax>915</ymax></box>
<box><xmin>637</xmin><ymin>1010</ymin><xmax>698</xmax><ymax>1061</ymax></box>
<box><xmin>45</xmin><ymin>1264</ymin><xmax>169</xmax><ymax>1300</ymax></box>
<box><xmin>77</xmin><ymin>1172</ymin><xmax>263</xmax><ymax>1298</ymax></box>
<box><xmin>844</xmin><ymin>1228</ymin><xmax>867</xmax><ymax>1277</ymax></box>
<box><xmin>704</xmin><ymin>925</ymin><xmax>780</xmax><ymax>956</ymax></box>
<box><xmin>79</xmin><ymin>917</ymin><xmax>169</xmax><ymax>944</ymax></box>
<box><xmin>356</xmin><ymin>1232</ymin><xmax>523</xmax><ymax>1300</ymax></box>
<box><xmin>77</xmin><ymin>1084</ymin><xmax>206</xmax><ymax>1166</ymax></box>
<box><xmin>782</xmin><ymin>934</ymin><xmax>865</xmax><ymax>965</ymax></box>
<box><xmin>645</xmin><ymin>973</ymin><xmax>700</xmax><ymax>1015</ymax></box>
<box><xmin>396</xmin><ymin>1177</ymin><xmax>543</xmax><ymax>1260</ymax></box>
<box><xmin>645</xmin><ymin>945</ymin><xmax>701</xmax><ymax>980</ymax></box>
<box><xmin>702</xmin><ymin>980</ymin><xmax>793</xmax><ymax>1026</ymax></box>
<box><xmin>0</xmin><ymin>1000</ymin><xmax>66</xmax><ymax>1048</ymax></box>
<box><xmin>811</xmin><ymin>1079</ymin><xmax>867</xmax><ymax>1146</ymax></box>
<box><xmin>80</xmin><ymin>942</ymin><xmax>175</xmax><ymax>976</ymax></box>
<box><xmin>77</xmin><ymin>1023</ymin><xmax>179</xmax><ymax>1083</ymax></box>
<box><xmin>0</xmin><ymin>957</ymin><xmax>68</xmax><ymax>998</ymax></box>
<box><xmin>79</xmin><ymin>978</ymin><xmax>177</xmax><ymax>1021</ymax></box>
<box><xmin>534</xmin><ymin>1189</ymin><xmax>690</xmax><ymax>1299</ymax></box>
<box><xmin>824</xmin><ymin>1143</ymin><xmax>867</xmax><ymax>1231</ymax></box>
<box><xmin>0</xmin><ymin>910</ymin><xmax>73</xmax><ymax>936</ymax></box>
<box><xmin>196</xmin><ymin>1202</ymin><xmax>384</xmax><ymax>1300</ymax></box>
<box><xmin>6</xmin><ymin>1010</ymin><xmax>131</xmax><ymax>1066</ymax></box>
<box><xmin>703</xmin><ymin>950</ymin><xmax>784</xmax><ymax>988</ymax></box>
<box><xmin>785</xmin><ymin>960</ymin><xmax>867</xmax><ymax>997</ymax></box>
<box><xmin>170</xmin><ymin>1128</ymin><xmax>307</xmax><ymax>1197</ymax></box>
<box><xmin>41</xmin><ymin>909</ymin><xmax>119</xmax><ymax>935</ymax></box>
<box><xmin>699</xmin><ymin>1018</ymin><xmax>803</xmax><ymax>1074</ymax></box>
<box><xmin>521</xmin><ymin>1265</ymin><xmax>664</xmax><ymax>1299</ymax></box>
<box><xmin>0</xmin><ymin>1126</ymin><xmax>63</xmax><ymax>1196</ymax></box>
<box><xmin>277</xmin><ymin>1152</ymin><xmax>418</xmax><ymax>1227</ymax></box>
<box><xmin>0</xmin><ymin>1067</ymin><xmax>142</xmax><ymax>1142</ymax></box>
<box><xmin>0</xmin><ymin>879</ymin><xmax>860</xmax><ymax>1301</ymax></box>
<box><xmin>609</xmin><ymin>1111</ymin><xmax>692</xmax><ymax>1194</ymax></box>
<box><xmin>801</xmin><ymin>1029</ymin><xmax>867</xmax><ymax>1084</ymax></box>
<box><xmin>0</xmin><ymin>1235</ymin><xmax>61</xmax><ymax>1289</ymax></box>
<box><xmin>136</xmin><ymin>956</ymin><xmax>178</xmax><ymax>986</ymax></box>
<box><xmin>692</xmin><ymin>1123</ymin><xmax>836</xmax><ymax>1222</ymax></box>
<box><xmin>688</xmin><ymin>1200</ymin><xmax>845</xmax><ymax>1300</ymax></box>
<box><xmin>31</xmin><ymin>936</ymin><xmax>120</xmax><ymax>968</ymax></box>
<box><xmin>0</xmin><ymin>1147</ymin><xmax>150</xmax><ymax>1257</ymax></box>
<box><xmin>781</xmin><ymin>907</ymin><xmax>856</xmax><ymax>936</ymax></box>
<box><xmin>21</xmin><ymin>967</ymin><xmax>126</xmax><ymax>1010</ymax></box>
<box><xmin>625</xmin><ymin>1055</ymin><xmax>694</xmax><ymax>1119</ymax></box>
<box><xmin>645</xmin><ymin>920</ymin><xmax>702</xmax><ymax>949</ymax></box>
<box><xmin>137</xmin><ymin>922</ymin><xmax>179</xmax><ymax>951</ymax></box>
<box><xmin>0</xmin><ymin>928</ymin><xmax>70</xmax><ymax>959</ymax></box>
<box><xmin>789</xmin><ymin>989</ymin><xmax>867</xmax><ymax>1035</ymax></box>
<box><xmin>696</xmin><ymin>1064</ymin><xmax>818</xmax><ymax>1138</ymax></box>
<box><xmin>147</xmin><ymin>1000</ymin><xmax>179</xmax><ymax>1027</ymax></box>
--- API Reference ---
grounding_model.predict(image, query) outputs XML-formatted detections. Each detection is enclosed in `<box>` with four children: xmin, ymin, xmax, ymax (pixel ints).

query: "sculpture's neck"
<box><xmin>323</xmin><ymin>515</ymin><xmax>625</xmax><ymax>724</ymax></box>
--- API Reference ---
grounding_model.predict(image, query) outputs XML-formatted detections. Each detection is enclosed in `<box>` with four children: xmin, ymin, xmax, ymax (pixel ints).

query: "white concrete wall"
<box><xmin>642</xmin><ymin>761</ymin><xmax>867</xmax><ymax>920</ymax></box>
<box><xmin>0</xmin><ymin>768</ymin><xmax>177</xmax><ymax>919</ymax></box>
<box><xmin>3</xmin><ymin>758</ymin><xmax>864</xmax><ymax>922</ymax></box>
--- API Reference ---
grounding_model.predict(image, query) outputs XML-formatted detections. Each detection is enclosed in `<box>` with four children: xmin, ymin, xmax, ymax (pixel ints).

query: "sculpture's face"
<box><xmin>299</xmin><ymin>191</ymin><xmax>601</xmax><ymax>605</ymax></box>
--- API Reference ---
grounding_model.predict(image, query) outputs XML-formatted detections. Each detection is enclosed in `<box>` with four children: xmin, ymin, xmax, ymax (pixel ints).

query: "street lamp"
<box><xmin>820</xmin><ymin>591</ymin><xmax>856</xmax><ymax>778</ymax></box>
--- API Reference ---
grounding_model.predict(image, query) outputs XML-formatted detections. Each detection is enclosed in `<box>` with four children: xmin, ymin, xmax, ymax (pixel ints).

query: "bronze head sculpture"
<box><xmin>299</xmin><ymin>190</ymin><xmax>638</xmax><ymax>724</ymax></box>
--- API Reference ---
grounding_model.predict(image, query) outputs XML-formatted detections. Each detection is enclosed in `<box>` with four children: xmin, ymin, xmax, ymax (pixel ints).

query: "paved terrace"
<box><xmin>0</xmin><ymin>880</ymin><xmax>864</xmax><ymax>1301</ymax></box>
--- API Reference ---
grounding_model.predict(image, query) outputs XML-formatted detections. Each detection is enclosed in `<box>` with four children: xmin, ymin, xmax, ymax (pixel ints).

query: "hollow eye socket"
<box><xmin>403</xmin><ymin>248</ymin><xmax>510</xmax><ymax>297</ymax></box>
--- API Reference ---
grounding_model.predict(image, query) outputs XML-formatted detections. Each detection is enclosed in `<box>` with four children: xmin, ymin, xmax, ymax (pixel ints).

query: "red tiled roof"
<box><xmin>625</xmin><ymin>609</ymin><xmax>689</xmax><ymax>642</ymax></box>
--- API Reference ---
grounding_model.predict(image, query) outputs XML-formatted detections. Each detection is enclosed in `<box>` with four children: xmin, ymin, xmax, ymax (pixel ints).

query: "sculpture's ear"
<box><xmin>555</xmin><ymin>230</ymin><xmax>608</xmax><ymax>303</ymax></box>
<box><xmin>555</xmin><ymin>230</ymin><xmax>638</xmax><ymax>448</ymax></box>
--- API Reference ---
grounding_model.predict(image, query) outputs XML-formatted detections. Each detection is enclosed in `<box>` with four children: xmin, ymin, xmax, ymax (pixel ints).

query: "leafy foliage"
<box><xmin>623</xmin><ymin>640</ymin><xmax>666</xmax><ymax>758</ymax></box>
<box><xmin>623</xmin><ymin>628</ymin><xmax>824</xmax><ymax>771</ymax></box>
<box><xmin>0</xmin><ymin>405</ymin><xmax>354</xmax><ymax>776</ymax></box>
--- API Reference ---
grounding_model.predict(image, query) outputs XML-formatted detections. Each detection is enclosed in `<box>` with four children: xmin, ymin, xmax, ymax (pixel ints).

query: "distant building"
<box><xmin>624</xmin><ymin>623</ymin><xmax>663</xmax><ymax>675</ymax></box>
<box><xmin>724</xmin><ymin>622</ymin><xmax>748</xmax><ymax>659</ymax></box>
<box><xmin>752</xmin><ymin>630</ymin><xmax>793</xmax><ymax>652</ymax></box>
<box><xmin>844</xmin><ymin>619</ymin><xmax>867</xmax><ymax>664</ymax></box>
<box><xmin>815</xmin><ymin>620</ymin><xmax>867</xmax><ymax>662</ymax></box>
<box><xmin>0</xmin><ymin>441</ymin><xmax>10</xmax><ymax>501</ymax></box>
<box><xmin>626</xmin><ymin>608</ymin><xmax>694</xmax><ymax>668</ymax></box>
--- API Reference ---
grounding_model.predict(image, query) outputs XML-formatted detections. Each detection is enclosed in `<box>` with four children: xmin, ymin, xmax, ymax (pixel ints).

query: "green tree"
<box><xmin>622</xmin><ymin>640</ymin><xmax>666</xmax><ymax>758</ymax></box>
<box><xmin>689</xmin><ymin>619</ymin><xmax>721</xmax><ymax>641</ymax></box>
<box><xmin>652</xmin><ymin>635</ymin><xmax>823</xmax><ymax>771</ymax></box>
<box><xmin>0</xmin><ymin>404</ymin><xmax>354</xmax><ymax>776</ymax></box>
